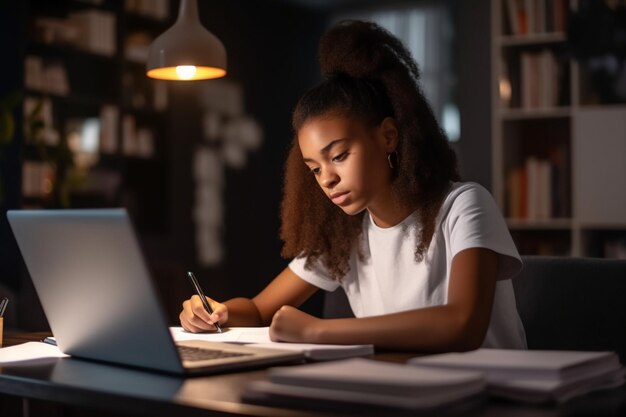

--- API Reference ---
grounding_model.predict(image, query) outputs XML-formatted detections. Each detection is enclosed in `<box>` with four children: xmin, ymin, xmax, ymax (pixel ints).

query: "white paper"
<box><xmin>0</xmin><ymin>342</ymin><xmax>68</xmax><ymax>364</ymax></box>
<box><xmin>170</xmin><ymin>326</ymin><xmax>272</xmax><ymax>344</ymax></box>
<box><xmin>169</xmin><ymin>327</ymin><xmax>373</xmax><ymax>360</ymax></box>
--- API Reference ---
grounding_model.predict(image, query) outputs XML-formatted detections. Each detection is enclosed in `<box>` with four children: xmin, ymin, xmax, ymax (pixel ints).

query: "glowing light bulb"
<box><xmin>176</xmin><ymin>65</ymin><xmax>197</xmax><ymax>80</ymax></box>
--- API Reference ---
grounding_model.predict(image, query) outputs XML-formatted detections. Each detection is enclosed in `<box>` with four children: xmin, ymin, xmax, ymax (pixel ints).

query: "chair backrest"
<box><xmin>323</xmin><ymin>286</ymin><xmax>354</xmax><ymax>319</ymax></box>
<box><xmin>323</xmin><ymin>255</ymin><xmax>626</xmax><ymax>363</ymax></box>
<box><xmin>513</xmin><ymin>256</ymin><xmax>626</xmax><ymax>363</ymax></box>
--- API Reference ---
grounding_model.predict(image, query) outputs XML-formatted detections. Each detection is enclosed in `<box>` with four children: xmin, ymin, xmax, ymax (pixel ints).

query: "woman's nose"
<box><xmin>320</xmin><ymin>169</ymin><xmax>339</xmax><ymax>188</ymax></box>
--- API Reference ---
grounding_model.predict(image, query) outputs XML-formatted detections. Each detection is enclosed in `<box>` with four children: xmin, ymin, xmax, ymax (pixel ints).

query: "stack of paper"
<box><xmin>0</xmin><ymin>342</ymin><xmax>68</xmax><ymax>364</ymax></box>
<box><xmin>410</xmin><ymin>349</ymin><xmax>625</xmax><ymax>403</ymax></box>
<box><xmin>244</xmin><ymin>358</ymin><xmax>486</xmax><ymax>412</ymax></box>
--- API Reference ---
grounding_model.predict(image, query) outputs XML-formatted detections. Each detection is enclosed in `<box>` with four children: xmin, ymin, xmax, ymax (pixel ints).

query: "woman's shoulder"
<box><xmin>441</xmin><ymin>181</ymin><xmax>494</xmax><ymax>212</ymax></box>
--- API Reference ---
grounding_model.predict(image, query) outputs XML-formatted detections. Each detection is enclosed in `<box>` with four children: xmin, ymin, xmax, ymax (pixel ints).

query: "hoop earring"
<box><xmin>387</xmin><ymin>151</ymin><xmax>398</xmax><ymax>169</ymax></box>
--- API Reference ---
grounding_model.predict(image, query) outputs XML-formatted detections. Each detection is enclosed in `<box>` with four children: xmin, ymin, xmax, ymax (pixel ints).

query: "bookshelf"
<box><xmin>491</xmin><ymin>0</ymin><xmax>626</xmax><ymax>258</ymax></box>
<box><xmin>21</xmin><ymin>0</ymin><xmax>172</xmax><ymax>234</ymax></box>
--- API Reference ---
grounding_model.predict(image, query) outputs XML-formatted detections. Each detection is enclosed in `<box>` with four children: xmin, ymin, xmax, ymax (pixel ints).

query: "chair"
<box><xmin>513</xmin><ymin>255</ymin><xmax>626</xmax><ymax>363</ymax></box>
<box><xmin>323</xmin><ymin>256</ymin><xmax>626</xmax><ymax>363</ymax></box>
<box><xmin>323</xmin><ymin>286</ymin><xmax>354</xmax><ymax>320</ymax></box>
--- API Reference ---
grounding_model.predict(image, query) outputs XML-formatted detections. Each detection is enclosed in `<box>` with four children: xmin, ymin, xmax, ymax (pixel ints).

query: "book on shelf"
<box><xmin>22</xmin><ymin>161</ymin><xmax>55</xmax><ymax>198</ymax></box>
<box><xmin>410</xmin><ymin>349</ymin><xmax>625</xmax><ymax>404</ymax></box>
<box><xmin>125</xmin><ymin>0</ymin><xmax>170</xmax><ymax>21</ymax></box>
<box><xmin>506</xmin><ymin>147</ymin><xmax>569</xmax><ymax>221</ymax></box>
<box><xmin>520</xmin><ymin>49</ymin><xmax>561</xmax><ymax>109</ymax></box>
<box><xmin>504</xmin><ymin>0</ymin><xmax>569</xmax><ymax>36</ymax></box>
<box><xmin>99</xmin><ymin>105</ymin><xmax>119</xmax><ymax>154</ymax></box>
<box><xmin>67</xmin><ymin>10</ymin><xmax>116</xmax><ymax>56</ymax></box>
<box><xmin>24</xmin><ymin>56</ymin><xmax>70</xmax><ymax>96</ymax></box>
<box><xmin>243</xmin><ymin>358</ymin><xmax>486</xmax><ymax>412</ymax></box>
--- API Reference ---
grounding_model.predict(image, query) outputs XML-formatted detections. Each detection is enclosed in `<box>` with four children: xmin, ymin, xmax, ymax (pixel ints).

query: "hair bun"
<box><xmin>319</xmin><ymin>20</ymin><xmax>420</xmax><ymax>81</ymax></box>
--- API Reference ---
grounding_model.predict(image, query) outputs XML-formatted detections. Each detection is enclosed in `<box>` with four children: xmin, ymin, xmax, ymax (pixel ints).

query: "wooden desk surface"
<box><xmin>1</xmin><ymin>332</ymin><xmax>626</xmax><ymax>417</ymax></box>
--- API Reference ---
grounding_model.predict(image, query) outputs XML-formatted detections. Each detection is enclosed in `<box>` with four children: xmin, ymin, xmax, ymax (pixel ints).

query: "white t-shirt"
<box><xmin>289</xmin><ymin>182</ymin><xmax>527</xmax><ymax>349</ymax></box>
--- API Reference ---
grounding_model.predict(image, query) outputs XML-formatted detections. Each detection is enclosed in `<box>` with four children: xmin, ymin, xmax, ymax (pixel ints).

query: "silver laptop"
<box><xmin>7</xmin><ymin>208</ymin><xmax>303</xmax><ymax>375</ymax></box>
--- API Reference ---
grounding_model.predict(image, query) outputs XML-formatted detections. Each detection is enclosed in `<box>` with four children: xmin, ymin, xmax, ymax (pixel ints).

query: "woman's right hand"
<box><xmin>179</xmin><ymin>295</ymin><xmax>228</xmax><ymax>333</ymax></box>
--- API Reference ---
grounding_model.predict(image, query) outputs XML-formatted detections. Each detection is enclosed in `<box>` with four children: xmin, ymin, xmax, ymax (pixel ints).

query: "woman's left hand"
<box><xmin>269</xmin><ymin>305</ymin><xmax>322</xmax><ymax>343</ymax></box>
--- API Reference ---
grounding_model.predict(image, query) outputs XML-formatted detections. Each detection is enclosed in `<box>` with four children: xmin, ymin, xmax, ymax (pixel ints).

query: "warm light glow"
<box><xmin>146</xmin><ymin>66</ymin><xmax>226</xmax><ymax>80</ymax></box>
<box><xmin>499</xmin><ymin>78</ymin><xmax>512</xmax><ymax>103</ymax></box>
<box><xmin>176</xmin><ymin>65</ymin><xmax>197</xmax><ymax>79</ymax></box>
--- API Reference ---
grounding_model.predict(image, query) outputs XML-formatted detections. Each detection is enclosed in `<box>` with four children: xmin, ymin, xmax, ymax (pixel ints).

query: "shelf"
<box><xmin>579</xmin><ymin>223</ymin><xmax>626</xmax><ymax>231</ymax></box>
<box><xmin>124</xmin><ymin>58</ymin><xmax>147</xmax><ymax>68</ymax></box>
<box><xmin>124</xmin><ymin>12</ymin><xmax>169</xmax><ymax>33</ymax></box>
<box><xmin>121</xmin><ymin>106</ymin><xmax>166</xmax><ymax>117</ymax></box>
<box><xmin>27</xmin><ymin>41</ymin><xmax>116</xmax><ymax>62</ymax></box>
<box><xmin>575</xmin><ymin>104</ymin><xmax>626</xmax><ymax>112</ymax></box>
<box><xmin>25</xmin><ymin>89</ymin><xmax>115</xmax><ymax>108</ymax></box>
<box><xmin>15</xmin><ymin>0</ymin><xmax>172</xmax><ymax>236</ymax></box>
<box><xmin>494</xmin><ymin>0</ymin><xmax>626</xmax><ymax>258</ymax></box>
<box><xmin>507</xmin><ymin>218</ymin><xmax>573</xmax><ymax>230</ymax></box>
<box><xmin>500</xmin><ymin>107</ymin><xmax>571</xmax><ymax>120</ymax></box>
<box><xmin>497</xmin><ymin>32</ymin><xmax>567</xmax><ymax>47</ymax></box>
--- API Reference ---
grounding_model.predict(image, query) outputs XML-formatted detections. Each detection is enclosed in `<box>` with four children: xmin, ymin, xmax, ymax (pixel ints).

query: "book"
<box><xmin>244</xmin><ymin>358</ymin><xmax>486</xmax><ymax>411</ymax></box>
<box><xmin>169</xmin><ymin>327</ymin><xmax>374</xmax><ymax>361</ymax></box>
<box><xmin>409</xmin><ymin>349</ymin><xmax>625</xmax><ymax>403</ymax></box>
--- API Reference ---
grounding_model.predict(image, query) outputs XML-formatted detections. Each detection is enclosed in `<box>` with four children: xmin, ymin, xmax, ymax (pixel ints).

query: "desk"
<box><xmin>1</xmin><ymin>332</ymin><xmax>626</xmax><ymax>417</ymax></box>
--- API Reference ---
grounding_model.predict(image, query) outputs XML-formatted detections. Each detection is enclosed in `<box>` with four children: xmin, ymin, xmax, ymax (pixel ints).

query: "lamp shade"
<box><xmin>146</xmin><ymin>0</ymin><xmax>226</xmax><ymax>80</ymax></box>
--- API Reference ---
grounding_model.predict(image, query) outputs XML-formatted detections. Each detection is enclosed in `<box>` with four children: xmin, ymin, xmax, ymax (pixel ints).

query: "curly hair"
<box><xmin>280</xmin><ymin>20</ymin><xmax>460</xmax><ymax>280</ymax></box>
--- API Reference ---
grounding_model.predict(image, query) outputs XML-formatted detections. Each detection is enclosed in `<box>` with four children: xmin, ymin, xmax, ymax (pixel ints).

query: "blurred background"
<box><xmin>0</xmin><ymin>0</ymin><xmax>624</xmax><ymax>331</ymax></box>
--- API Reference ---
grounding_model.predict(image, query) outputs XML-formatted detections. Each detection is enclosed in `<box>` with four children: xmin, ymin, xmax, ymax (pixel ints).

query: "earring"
<box><xmin>387</xmin><ymin>151</ymin><xmax>398</xmax><ymax>169</ymax></box>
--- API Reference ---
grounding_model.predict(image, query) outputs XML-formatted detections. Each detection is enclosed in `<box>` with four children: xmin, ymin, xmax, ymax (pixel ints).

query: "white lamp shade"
<box><xmin>146</xmin><ymin>0</ymin><xmax>227</xmax><ymax>80</ymax></box>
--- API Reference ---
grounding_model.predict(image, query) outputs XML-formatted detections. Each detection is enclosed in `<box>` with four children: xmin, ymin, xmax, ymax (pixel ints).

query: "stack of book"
<box><xmin>410</xmin><ymin>349</ymin><xmax>625</xmax><ymax>403</ymax></box>
<box><xmin>244</xmin><ymin>349</ymin><xmax>625</xmax><ymax>411</ymax></box>
<box><xmin>244</xmin><ymin>358</ymin><xmax>486</xmax><ymax>412</ymax></box>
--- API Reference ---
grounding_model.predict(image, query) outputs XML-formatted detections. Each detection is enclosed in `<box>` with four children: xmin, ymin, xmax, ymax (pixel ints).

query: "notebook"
<box><xmin>409</xmin><ymin>349</ymin><xmax>625</xmax><ymax>403</ymax></box>
<box><xmin>7</xmin><ymin>208</ymin><xmax>304</xmax><ymax>375</ymax></box>
<box><xmin>243</xmin><ymin>358</ymin><xmax>486</xmax><ymax>411</ymax></box>
<box><xmin>170</xmin><ymin>326</ymin><xmax>374</xmax><ymax>361</ymax></box>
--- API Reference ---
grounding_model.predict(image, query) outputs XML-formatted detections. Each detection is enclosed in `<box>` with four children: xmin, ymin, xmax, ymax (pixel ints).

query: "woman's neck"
<box><xmin>367</xmin><ymin>190</ymin><xmax>415</xmax><ymax>228</ymax></box>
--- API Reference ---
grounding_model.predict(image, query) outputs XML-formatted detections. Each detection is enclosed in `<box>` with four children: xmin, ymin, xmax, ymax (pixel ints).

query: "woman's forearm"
<box><xmin>314</xmin><ymin>305</ymin><xmax>487</xmax><ymax>352</ymax></box>
<box><xmin>223</xmin><ymin>297</ymin><xmax>264</xmax><ymax>326</ymax></box>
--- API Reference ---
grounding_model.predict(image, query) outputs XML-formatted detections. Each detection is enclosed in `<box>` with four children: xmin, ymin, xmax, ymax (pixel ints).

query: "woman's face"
<box><xmin>298</xmin><ymin>114</ymin><xmax>396</xmax><ymax>215</ymax></box>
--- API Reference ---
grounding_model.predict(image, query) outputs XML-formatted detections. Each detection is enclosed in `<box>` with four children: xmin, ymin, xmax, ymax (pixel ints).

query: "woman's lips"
<box><xmin>331</xmin><ymin>191</ymin><xmax>350</xmax><ymax>205</ymax></box>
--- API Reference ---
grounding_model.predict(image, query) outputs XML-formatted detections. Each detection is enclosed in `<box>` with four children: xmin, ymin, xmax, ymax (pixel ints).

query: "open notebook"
<box><xmin>44</xmin><ymin>327</ymin><xmax>373</xmax><ymax>362</ymax></box>
<box><xmin>170</xmin><ymin>327</ymin><xmax>374</xmax><ymax>361</ymax></box>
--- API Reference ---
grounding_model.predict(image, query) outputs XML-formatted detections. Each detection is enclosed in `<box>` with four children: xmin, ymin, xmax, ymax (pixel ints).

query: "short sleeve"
<box><xmin>443</xmin><ymin>183</ymin><xmax>522</xmax><ymax>281</ymax></box>
<box><xmin>288</xmin><ymin>256</ymin><xmax>341</xmax><ymax>291</ymax></box>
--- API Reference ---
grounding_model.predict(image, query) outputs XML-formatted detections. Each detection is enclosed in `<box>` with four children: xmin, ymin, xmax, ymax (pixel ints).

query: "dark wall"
<box><xmin>0</xmin><ymin>0</ymin><xmax>27</xmax><ymax>328</ymax></box>
<box><xmin>455</xmin><ymin>0</ymin><xmax>492</xmax><ymax>189</ymax></box>
<box><xmin>163</xmin><ymin>0</ymin><xmax>329</xmax><ymax>319</ymax></box>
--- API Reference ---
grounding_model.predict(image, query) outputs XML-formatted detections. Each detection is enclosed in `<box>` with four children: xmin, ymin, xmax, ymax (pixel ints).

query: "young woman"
<box><xmin>180</xmin><ymin>20</ymin><xmax>527</xmax><ymax>352</ymax></box>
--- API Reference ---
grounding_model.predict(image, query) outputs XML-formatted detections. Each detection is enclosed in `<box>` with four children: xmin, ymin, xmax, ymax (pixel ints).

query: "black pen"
<box><xmin>186</xmin><ymin>271</ymin><xmax>222</xmax><ymax>333</ymax></box>
<box><xmin>0</xmin><ymin>297</ymin><xmax>8</xmax><ymax>317</ymax></box>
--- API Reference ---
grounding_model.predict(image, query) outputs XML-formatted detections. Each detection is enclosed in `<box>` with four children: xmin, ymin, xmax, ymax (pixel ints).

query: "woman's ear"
<box><xmin>379</xmin><ymin>117</ymin><xmax>399</xmax><ymax>152</ymax></box>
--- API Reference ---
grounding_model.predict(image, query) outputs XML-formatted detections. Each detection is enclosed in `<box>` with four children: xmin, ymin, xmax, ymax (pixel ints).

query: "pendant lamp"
<box><xmin>146</xmin><ymin>0</ymin><xmax>227</xmax><ymax>80</ymax></box>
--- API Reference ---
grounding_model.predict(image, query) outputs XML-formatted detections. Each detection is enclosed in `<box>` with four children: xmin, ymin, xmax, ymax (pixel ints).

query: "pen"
<box><xmin>42</xmin><ymin>337</ymin><xmax>57</xmax><ymax>346</ymax></box>
<box><xmin>0</xmin><ymin>297</ymin><xmax>8</xmax><ymax>317</ymax></box>
<box><xmin>186</xmin><ymin>271</ymin><xmax>222</xmax><ymax>333</ymax></box>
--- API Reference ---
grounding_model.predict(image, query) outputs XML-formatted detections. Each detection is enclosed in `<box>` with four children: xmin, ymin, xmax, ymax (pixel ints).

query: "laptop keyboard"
<box><xmin>177</xmin><ymin>345</ymin><xmax>254</xmax><ymax>362</ymax></box>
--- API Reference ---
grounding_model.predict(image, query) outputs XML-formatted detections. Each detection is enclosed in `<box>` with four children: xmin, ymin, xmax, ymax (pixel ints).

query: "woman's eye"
<box><xmin>332</xmin><ymin>152</ymin><xmax>348</xmax><ymax>163</ymax></box>
<box><xmin>310</xmin><ymin>167</ymin><xmax>321</xmax><ymax>175</ymax></box>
